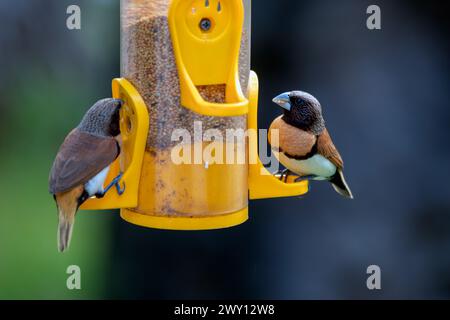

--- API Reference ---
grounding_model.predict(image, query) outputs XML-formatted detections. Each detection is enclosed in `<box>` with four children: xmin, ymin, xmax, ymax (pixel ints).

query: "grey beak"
<box><xmin>272</xmin><ymin>92</ymin><xmax>291</xmax><ymax>111</ymax></box>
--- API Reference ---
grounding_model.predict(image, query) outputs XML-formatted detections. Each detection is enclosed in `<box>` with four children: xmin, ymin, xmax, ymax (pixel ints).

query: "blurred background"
<box><xmin>0</xmin><ymin>0</ymin><xmax>449</xmax><ymax>299</ymax></box>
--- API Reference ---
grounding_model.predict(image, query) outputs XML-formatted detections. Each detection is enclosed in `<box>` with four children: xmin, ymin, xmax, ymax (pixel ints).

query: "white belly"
<box><xmin>274</xmin><ymin>151</ymin><xmax>336</xmax><ymax>179</ymax></box>
<box><xmin>84</xmin><ymin>166</ymin><xmax>110</xmax><ymax>196</ymax></box>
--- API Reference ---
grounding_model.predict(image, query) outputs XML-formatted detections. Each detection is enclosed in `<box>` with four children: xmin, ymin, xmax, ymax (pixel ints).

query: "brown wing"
<box><xmin>317</xmin><ymin>128</ymin><xmax>344</xmax><ymax>169</ymax></box>
<box><xmin>49</xmin><ymin>129</ymin><xmax>119</xmax><ymax>194</ymax></box>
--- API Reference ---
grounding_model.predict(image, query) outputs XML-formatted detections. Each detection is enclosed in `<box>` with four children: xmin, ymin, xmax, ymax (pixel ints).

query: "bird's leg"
<box><xmin>272</xmin><ymin>168</ymin><xmax>284</xmax><ymax>176</ymax></box>
<box><xmin>95</xmin><ymin>172</ymin><xmax>125</xmax><ymax>198</ymax></box>
<box><xmin>294</xmin><ymin>175</ymin><xmax>319</xmax><ymax>183</ymax></box>
<box><xmin>115</xmin><ymin>179</ymin><xmax>126</xmax><ymax>195</ymax></box>
<box><xmin>275</xmin><ymin>168</ymin><xmax>289</xmax><ymax>181</ymax></box>
<box><xmin>272</xmin><ymin>168</ymin><xmax>285</xmax><ymax>180</ymax></box>
<box><xmin>283</xmin><ymin>170</ymin><xmax>294</xmax><ymax>183</ymax></box>
<box><xmin>274</xmin><ymin>168</ymin><xmax>299</xmax><ymax>182</ymax></box>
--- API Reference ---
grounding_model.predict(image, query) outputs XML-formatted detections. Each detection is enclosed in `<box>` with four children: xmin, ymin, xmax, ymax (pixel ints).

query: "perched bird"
<box><xmin>49</xmin><ymin>98</ymin><xmax>123</xmax><ymax>252</ymax></box>
<box><xmin>269</xmin><ymin>91</ymin><xmax>353</xmax><ymax>199</ymax></box>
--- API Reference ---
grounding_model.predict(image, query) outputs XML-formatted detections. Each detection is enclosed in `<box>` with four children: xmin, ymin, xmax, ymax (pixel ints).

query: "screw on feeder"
<box><xmin>217</xmin><ymin>1</ymin><xmax>222</xmax><ymax>12</ymax></box>
<box><xmin>199</xmin><ymin>18</ymin><xmax>212</xmax><ymax>32</ymax></box>
<box><xmin>205</xmin><ymin>0</ymin><xmax>209</xmax><ymax>7</ymax></box>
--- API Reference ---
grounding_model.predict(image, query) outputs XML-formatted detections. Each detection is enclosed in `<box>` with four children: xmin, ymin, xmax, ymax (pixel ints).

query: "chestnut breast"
<box><xmin>268</xmin><ymin>116</ymin><xmax>317</xmax><ymax>157</ymax></box>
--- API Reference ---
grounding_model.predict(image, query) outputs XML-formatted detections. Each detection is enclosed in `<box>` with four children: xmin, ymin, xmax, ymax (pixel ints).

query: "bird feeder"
<box><xmin>81</xmin><ymin>0</ymin><xmax>308</xmax><ymax>230</ymax></box>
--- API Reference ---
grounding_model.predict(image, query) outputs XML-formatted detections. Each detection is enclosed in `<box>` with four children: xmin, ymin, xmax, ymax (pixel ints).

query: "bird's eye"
<box><xmin>293</xmin><ymin>97</ymin><xmax>304</xmax><ymax>106</ymax></box>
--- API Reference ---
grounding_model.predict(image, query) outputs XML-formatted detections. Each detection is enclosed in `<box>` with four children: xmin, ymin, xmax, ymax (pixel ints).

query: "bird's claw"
<box><xmin>273</xmin><ymin>168</ymin><xmax>289</xmax><ymax>181</ymax></box>
<box><xmin>115</xmin><ymin>180</ymin><xmax>125</xmax><ymax>195</ymax></box>
<box><xmin>97</xmin><ymin>172</ymin><xmax>125</xmax><ymax>197</ymax></box>
<box><xmin>294</xmin><ymin>175</ymin><xmax>318</xmax><ymax>183</ymax></box>
<box><xmin>281</xmin><ymin>169</ymin><xmax>293</xmax><ymax>183</ymax></box>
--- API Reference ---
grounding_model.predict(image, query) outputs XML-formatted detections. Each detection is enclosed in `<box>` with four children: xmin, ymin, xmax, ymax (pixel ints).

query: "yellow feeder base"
<box><xmin>120</xmin><ymin>207</ymin><xmax>249</xmax><ymax>231</ymax></box>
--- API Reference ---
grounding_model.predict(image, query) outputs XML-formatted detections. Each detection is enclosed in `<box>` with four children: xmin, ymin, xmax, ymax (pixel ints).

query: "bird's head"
<box><xmin>78</xmin><ymin>98</ymin><xmax>123</xmax><ymax>137</ymax></box>
<box><xmin>272</xmin><ymin>91</ymin><xmax>325</xmax><ymax>135</ymax></box>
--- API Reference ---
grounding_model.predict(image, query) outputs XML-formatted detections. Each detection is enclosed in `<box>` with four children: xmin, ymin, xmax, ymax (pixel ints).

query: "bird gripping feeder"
<box><xmin>81</xmin><ymin>0</ymin><xmax>308</xmax><ymax>230</ymax></box>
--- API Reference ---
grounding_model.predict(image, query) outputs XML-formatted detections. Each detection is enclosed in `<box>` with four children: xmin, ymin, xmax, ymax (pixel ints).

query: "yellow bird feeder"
<box><xmin>81</xmin><ymin>0</ymin><xmax>308</xmax><ymax>230</ymax></box>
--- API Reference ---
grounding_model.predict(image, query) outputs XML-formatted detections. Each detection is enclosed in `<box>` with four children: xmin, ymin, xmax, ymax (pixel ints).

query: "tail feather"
<box><xmin>58</xmin><ymin>216</ymin><xmax>75</xmax><ymax>253</ymax></box>
<box><xmin>330</xmin><ymin>169</ymin><xmax>354</xmax><ymax>199</ymax></box>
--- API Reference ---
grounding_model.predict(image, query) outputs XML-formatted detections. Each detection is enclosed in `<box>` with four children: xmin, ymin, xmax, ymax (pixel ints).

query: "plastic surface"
<box><xmin>121</xmin><ymin>206</ymin><xmax>248</xmax><ymax>231</ymax></box>
<box><xmin>168</xmin><ymin>0</ymin><xmax>248</xmax><ymax>116</ymax></box>
<box><xmin>81</xmin><ymin>78</ymin><xmax>149</xmax><ymax>210</ymax></box>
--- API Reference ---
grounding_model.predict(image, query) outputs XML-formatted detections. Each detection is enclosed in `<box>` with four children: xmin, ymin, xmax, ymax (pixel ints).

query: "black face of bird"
<box><xmin>108</xmin><ymin>102</ymin><xmax>121</xmax><ymax>137</ymax></box>
<box><xmin>272</xmin><ymin>91</ymin><xmax>325</xmax><ymax>135</ymax></box>
<box><xmin>78</xmin><ymin>98</ymin><xmax>123</xmax><ymax>137</ymax></box>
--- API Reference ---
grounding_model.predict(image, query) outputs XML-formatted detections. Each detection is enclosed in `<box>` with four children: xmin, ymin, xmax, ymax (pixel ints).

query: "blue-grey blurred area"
<box><xmin>0</xmin><ymin>0</ymin><xmax>449</xmax><ymax>299</ymax></box>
